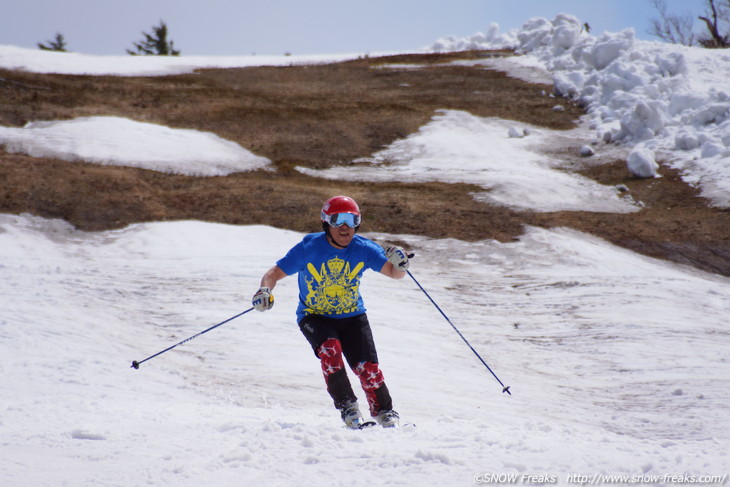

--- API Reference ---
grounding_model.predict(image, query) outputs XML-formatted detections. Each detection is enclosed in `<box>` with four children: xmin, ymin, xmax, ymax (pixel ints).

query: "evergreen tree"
<box><xmin>38</xmin><ymin>33</ymin><xmax>68</xmax><ymax>52</ymax></box>
<box><xmin>127</xmin><ymin>21</ymin><xmax>181</xmax><ymax>56</ymax></box>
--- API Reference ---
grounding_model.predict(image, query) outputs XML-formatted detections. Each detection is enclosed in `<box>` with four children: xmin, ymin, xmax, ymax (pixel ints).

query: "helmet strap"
<box><xmin>322</xmin><ymin>222</ymin><xmax>358</xmax><ymax>248</ymax></box>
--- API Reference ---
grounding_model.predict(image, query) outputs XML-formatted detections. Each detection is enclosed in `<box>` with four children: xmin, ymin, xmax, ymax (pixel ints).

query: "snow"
<box><xmin>297</xmin><ymin>110</ymin><xmax>638</xmax><ymax>213</ymax></box>
<box><xmin>0</xmin><ymin>116</ymin><xmax>270</xmax><ymax>176</ymax></box>
<box><xmin>2</xmin><ymin>215</ymin><xmax>729</xmax><ymax>486</ymax></box>
<box><xmin>430</xmin><ymin>13</ymin><xmax>730</xmax><ymax>208</ymax></box>
<box><xmin>0</xmin><ymin>44</ymin><xmax>366</xmax><ymax>77</ymax></box>
<box><xmin>2</xmin><ymin>12</ymin><xmax>730</xmax><ymax>486</ymax></box>
<box><xmin>627</xmin><ymin>146</ymin><xmax>660</xmax><ymax>179</ymax></box>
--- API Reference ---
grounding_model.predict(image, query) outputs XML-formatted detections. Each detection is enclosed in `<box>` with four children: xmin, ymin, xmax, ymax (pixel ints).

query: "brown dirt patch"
<box><xmin>1</xmin><ymin>50</ymin><xmax>728</xmax><ymax>277</ymax></box>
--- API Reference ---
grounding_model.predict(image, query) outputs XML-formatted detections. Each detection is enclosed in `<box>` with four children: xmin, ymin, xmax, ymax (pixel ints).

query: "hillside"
<box><xmin>1</xmin><ymin>50</ymin><xmax>728</xmax><ymax>276</ymax></box>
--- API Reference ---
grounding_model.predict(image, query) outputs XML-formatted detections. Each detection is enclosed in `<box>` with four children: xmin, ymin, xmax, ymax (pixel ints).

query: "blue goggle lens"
<box><xmin>327</xmin><ymin>212</ymin><xmax>360</xmax><ymax>228</ymax></box>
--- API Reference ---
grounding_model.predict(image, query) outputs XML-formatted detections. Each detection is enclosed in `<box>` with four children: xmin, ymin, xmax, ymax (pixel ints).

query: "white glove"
<box><xmin>252</xmin><ymin>287</ymin><xmax>274</xmax><ymax>311</ymax></box>
<box><xmin>386</xmin><ymin>246</ymin><xmax>410</xmax><ymax>272</ymax></box>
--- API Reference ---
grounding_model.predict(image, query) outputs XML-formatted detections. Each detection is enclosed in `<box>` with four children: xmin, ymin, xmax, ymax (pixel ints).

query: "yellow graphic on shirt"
<box><xmin>304</xmin><ymin>256</ymin><xmax>365</xmax><ymax>315</ymax></box>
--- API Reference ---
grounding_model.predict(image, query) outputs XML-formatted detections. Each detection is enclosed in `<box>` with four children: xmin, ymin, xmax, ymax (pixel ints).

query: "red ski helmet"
<box><xmin>321</xmin><ymin>195</ymin><xmax>361</xmax><ymax>228</ymax></box>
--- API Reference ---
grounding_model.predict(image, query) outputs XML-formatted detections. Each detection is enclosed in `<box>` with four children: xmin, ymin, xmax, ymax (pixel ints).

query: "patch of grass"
<box><xmin>1</xmin><ymin>51</ymin><xmax>728</xmax><ymax>276</ymax></box>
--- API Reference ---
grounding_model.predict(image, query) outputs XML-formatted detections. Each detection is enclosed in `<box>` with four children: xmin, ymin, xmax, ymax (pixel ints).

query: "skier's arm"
<box><xmin>260</xmin><ymin>265</ymin><xmax>288</xmax><ymax>290</ymax></box>
<box><xmin>379</xmin><ymin>261</ymin><xmax>406</xmax><ymax>280</ymax></box>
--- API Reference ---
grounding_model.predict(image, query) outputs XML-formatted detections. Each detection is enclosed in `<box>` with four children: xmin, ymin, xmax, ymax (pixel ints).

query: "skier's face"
<box><xmin>328</xmin><ymin>223</ymin><xmax>355</xmax><ymax>248</ymax></box>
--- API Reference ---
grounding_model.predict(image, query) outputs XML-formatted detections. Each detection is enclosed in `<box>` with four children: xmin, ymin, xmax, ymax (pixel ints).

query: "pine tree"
<box><xmin>127</xmin><ymin>21</ymin><xmax>181</xmax><ymax>56</ymax></box>
<box><xmin>38</xmin><ymin>33</ymin><xmax>68</xmax><ymax>52</ymax></box>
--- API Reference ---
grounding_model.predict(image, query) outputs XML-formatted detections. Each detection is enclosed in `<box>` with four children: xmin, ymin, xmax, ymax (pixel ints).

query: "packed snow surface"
<box><xmin>2</xmin><ymin>214</ymin><xmax>729</xmax><ymax>486</ymax></box>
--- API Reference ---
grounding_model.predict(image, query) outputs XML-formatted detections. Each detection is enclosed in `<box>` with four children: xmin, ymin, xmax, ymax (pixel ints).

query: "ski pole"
<box><xmin>407</xmin><ymin>270</ymin><xmax>511</xmax><ymax>395</ymax></box>
<box><xmin>131</xmin><ymin>307</ymin><xmax>254</xmax><ymax>369</ymax></box>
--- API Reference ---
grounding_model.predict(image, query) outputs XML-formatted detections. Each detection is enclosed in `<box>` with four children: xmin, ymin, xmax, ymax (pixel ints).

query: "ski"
<box><xmin>385</xmin><ymin>422</ymin><xmax>416</xmax><ymax>430</ymax></box>
<box><xmin>354</xmin><ymin>421</ymin><xmax>416</xmax><ymax>430</ymax></box>
<box><xmin>358</xmin><ymin>421</ymin><xmax>377</xmax><ymax>429</ymax></box>
<box><xmin>345</xmin><ymin>415</ymin><xmax>416</xmax><ymax>430</ymax></box>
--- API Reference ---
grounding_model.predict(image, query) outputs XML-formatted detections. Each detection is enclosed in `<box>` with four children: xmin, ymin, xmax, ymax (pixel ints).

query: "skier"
<box><xmin>252</xmin><ymin>195</ymin><xmax>411</xmax><ymax>429</ymax></box>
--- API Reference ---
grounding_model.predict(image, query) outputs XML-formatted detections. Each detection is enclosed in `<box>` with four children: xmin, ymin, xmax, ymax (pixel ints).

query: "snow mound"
<box><xmin>627</xmin><ymin>146</ymin><xmax>659</xmax><ymax>178</ymax></box>
<box><xmin>517</xmin><ymin>16</ymin><xmax>730</xmax><ymax>205</ymax></box>
<box><xmin>0</xmin><ymin>116</ymin><xmax>270</xmax><ymax>176</ymax></box>
<box><xmin>431</xmin><ymin>23</ymin><xmax>518</xmax><ymax>52</ymax></box>
<box><xmin>430</xmin><ymin>14</ymin><xmax>730</xmax><ymax>207</ymax></box>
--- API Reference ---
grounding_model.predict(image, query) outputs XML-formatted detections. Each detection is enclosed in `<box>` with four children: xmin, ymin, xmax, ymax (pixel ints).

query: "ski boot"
<box><xmin>374</xmin><ymin>409</ymin><xmax>400</xmax><ymax>428</ymax></box>
<box><xmin>339</xmin><ymin>401</ymin><xmax>367</xmax><ymax>429</ymax></box>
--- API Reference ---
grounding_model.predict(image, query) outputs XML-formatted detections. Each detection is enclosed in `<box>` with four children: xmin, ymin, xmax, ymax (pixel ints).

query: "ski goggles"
<box><xmin>323</xmin><ymin>212</ymin><xmax>361</xmax><ymax>228</ymax></box>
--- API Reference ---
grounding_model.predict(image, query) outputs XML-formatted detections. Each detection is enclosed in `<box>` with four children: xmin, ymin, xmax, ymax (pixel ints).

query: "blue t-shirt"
<box><xmin>276</xmin><ymin>232</ymin><xmax>388</xmax><ymax>322</ymax></box>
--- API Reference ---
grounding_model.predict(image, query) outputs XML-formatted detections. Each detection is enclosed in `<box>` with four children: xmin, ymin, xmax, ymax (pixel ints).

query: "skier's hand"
<box><xmin>386</xmin><ymin>246</ymin><xmax>410</xmax><ymax>272</ymax></box>
<box><xmin>252</xmin><ymin>287</ymin><xmax>274</xmax><ymax>311</ymax></box>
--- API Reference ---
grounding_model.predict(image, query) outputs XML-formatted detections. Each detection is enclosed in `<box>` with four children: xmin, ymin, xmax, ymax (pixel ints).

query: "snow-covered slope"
<box><xmin>1</xmin><ymin>214</ymin><xmax>729</xmax><ymax>486</ymax></box>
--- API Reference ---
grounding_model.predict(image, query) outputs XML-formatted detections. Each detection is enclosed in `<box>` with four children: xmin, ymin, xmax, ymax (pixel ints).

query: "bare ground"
<box><xmin>1</xmin><ymin>51</ymin><xmax>728</xmax><ymax>277</ymax></box>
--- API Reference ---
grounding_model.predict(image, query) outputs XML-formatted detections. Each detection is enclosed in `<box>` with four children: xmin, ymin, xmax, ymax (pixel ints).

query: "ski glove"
<box><xmin>386</xmin><ymin>246</ymin><xmax>410</xmax><ymax>272</ymax></box>
<box><xmin>252</xmin><ymin>287</ymin><xmax>274</xmax><ymax>311</ymax></box>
